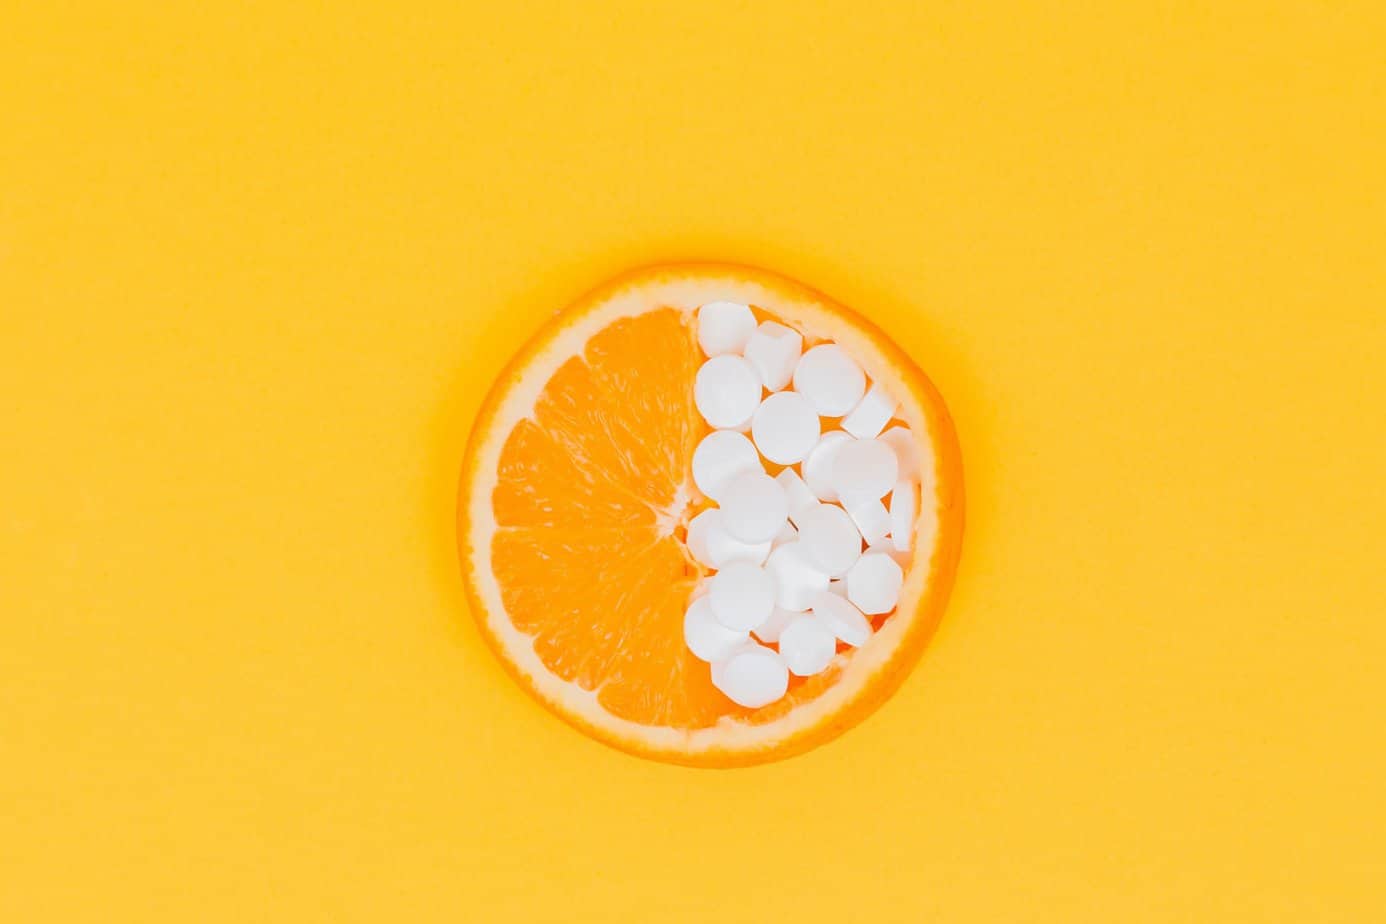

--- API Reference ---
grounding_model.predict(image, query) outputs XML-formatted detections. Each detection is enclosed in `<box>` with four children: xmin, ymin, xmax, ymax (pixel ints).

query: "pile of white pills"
<box><xmin>684</xmin><ymin>301</ymin><xmax>923</xmax><ymax>709</ymax></box>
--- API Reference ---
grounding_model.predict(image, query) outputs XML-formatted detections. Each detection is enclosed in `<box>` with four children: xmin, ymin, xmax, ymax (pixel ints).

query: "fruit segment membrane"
<box><xmin>489</xmin><ymin>303</ymin><xmax>920</xmax><ymax>729</ymax></box>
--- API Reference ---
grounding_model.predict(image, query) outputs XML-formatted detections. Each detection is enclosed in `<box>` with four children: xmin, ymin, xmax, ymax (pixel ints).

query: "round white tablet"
<box><xmin>778</xmin><ymin>615</ymin><xmax>837</xmax><ymax>676</ymax></box>
<box><xmin>808</xmin><ymin>590</ymin><xmax>873</xmax><ymax>647</ymax></box>
<box><xmin>712</xmin><ymin>645</ymin><xmax>790</xmax><ymax>708</ymax></box>
<box><xmin>830</xmin><ymin>438</ymin><xmax>898</xmax><ymax>503</ymax></box>
<box><xmin>792</xmin><ymin>344</ymin><xmax>866</xmax><ymax>416</ymax></box>
<box><xmin>802</xmin><ymin>430</ymin><xmax>852</xmax><ymax>501</ymax></box>
<box><xmin>888</xmin><ymin>481</ymin><xmax>918</xmax><ymax>552</ymax></box>
<box><xmin>694</xmin><ymin>355</ymin><xmax>762</xmax><ymax>429</ymax></box>
<box><xmin>846</xmin><ymin>497</ymin><xmax>891</xmax><ymax>546</ymax></box>
<box><xmin>683</xmin><ymin>595</ymin><xmax>748</xmax><ymax>662</ymax></box>
<box><xmin>691</xmin><ymin>430</ymin><xmax>760</xmax><ymax>501</ymax></box>
<box><xmin>795</xmin><ymin>503</ymin><xmax>862</xmax><ymax>577</ymax></box>
<box><xmin>697</xmin><ymin>301</ymin><xmax>757</xmax><ymax>356</ymax></box>
<box><xmin>751</xmin><ymin>391</ymin><xmax>820</xmax><ymax>464</ymax></box>
<box><xmin>708</xmin><ymin>560</ymin><xmax>777</xmax><ymax>632</ymax></box>
<box><xmin>718</xmin><ymin>471</ymin><xmax>789</xmax><ymax>544</ymax></box>
<box><xmin>845</xmin><ymin>551</ymin><xmax>904</xmax><ymax>616</ymax></box>
<box><xmin>764</xmin><ymin>542</ymin><xmax>831</xmax><ymax>610</ymax></box>
<box><xmin>743</xmin><ymin>321</ymin><xmax>803</xmax><ymax>390</ymax></box>
<box><xmin>841</xmin><ymin>382</ymin><xmax>897</xmax><ymax>440</ymax></box>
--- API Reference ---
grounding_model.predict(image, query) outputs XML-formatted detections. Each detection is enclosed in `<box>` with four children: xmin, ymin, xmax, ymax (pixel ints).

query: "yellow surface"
<box><xmin>3</xmin><ymin>2</ymin><xmax>1383</xmax><ymax>919</ymax></box>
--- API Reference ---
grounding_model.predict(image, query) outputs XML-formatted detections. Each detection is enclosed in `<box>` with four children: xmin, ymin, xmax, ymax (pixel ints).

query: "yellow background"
<box><xmin>3</xmin><ymin>2</ymin><xmax>1384</xmax><ymax>920</ymax></box>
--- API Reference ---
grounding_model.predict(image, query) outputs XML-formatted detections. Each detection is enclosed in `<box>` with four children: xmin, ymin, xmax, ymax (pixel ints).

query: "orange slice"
<box><xmin>457</xmin><ymin>263</ymin><xmax>963</xmax><ymax>766</ymax></box>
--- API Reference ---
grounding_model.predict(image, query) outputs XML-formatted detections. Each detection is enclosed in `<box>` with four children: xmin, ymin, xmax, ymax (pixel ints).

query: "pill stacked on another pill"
<box><xmin>684</xmin><ymin>301</ymin><xmax>923</xmax><ymax>709</ymax></box>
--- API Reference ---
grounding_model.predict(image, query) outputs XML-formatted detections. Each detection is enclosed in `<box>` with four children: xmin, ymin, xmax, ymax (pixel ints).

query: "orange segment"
<box><xmin>581</xmin><ymin>310</ymin><xmax>701</xmax><ymax>495</ymax></box>
<box><xmin>490</xmin><ymin>308</ymin><xmax>753</xmax><ymax>729</ymax></box>
<box><xmin>491</xmin><ymin>530</ymin><xmax>689</xmax><ymax>695</ymax></box>
<box><xmin>493</xmin><ymin>308</ymin><xmax>697</xmax><ymax>528</ymax></box>
<box><xmin>459</xmin><ymin>263</ymin><xmax>965</xmax><ymax>767</ymax></box>
<box><xmin>494</xmin><ymin>419</ymin><xmax>655</xmax><ymax>528</ymax></box>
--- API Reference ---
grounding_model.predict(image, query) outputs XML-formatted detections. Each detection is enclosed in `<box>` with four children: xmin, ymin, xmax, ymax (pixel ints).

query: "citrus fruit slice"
<box><xmin>457</xmin><ymin>263</ymin><xmax>963</xmax><ymax>766</ymax></box>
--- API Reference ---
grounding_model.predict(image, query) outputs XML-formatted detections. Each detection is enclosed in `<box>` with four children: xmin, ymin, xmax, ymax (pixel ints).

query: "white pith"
<box><xmin>465</xmin><ymin>269</ymin><xmax>942</xmax><ymax>757</ymax></box>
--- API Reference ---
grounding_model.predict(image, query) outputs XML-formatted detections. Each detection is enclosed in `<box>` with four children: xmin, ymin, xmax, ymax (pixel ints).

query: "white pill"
<box><xmin>744</xmin><ymin>321</ymin><xmax>803</xmax><ymax>390</ymax></box>
<box><xmin>773</xmin><ymin>520</ymin><xmax>799</xmax><ymax>548</ymax></box>
<box><xmin>808</xmin><ymin>590</ymin><xmax>873</xmax><ymax>647</ymax></box>
<box><xmin>888</xmin><ymin>480</ymin><xmax>918</xmax><ymax>552</ymax></box>
<box><xmin>685</xmin><ymin>509</ymin><xmax>719</xmax><ymax>566</ymax></box>
<box><xmin>751</xmin><ymin>391</ymin><xmax>820</xmax><ymax>464</ymax></box>
<box><xmin>880</xmin><ymin>426</ymin><xmax>922</xmax><ymax>482</ymax></box>
<box><xmin>795</xmin><ymin>503</ymin><xmax>862</xmax><ymax>577</ymax></box>
<box><xmin>691</xmin><ymin>430</ymin><xmax>760</xmax><ymax>501</ymax></box>
<box><xmin>841</xmin><ymin>382</ymin><xmax>898</xmax><ymax>439</ymax></box>
<box><xmin>719</xmin><ymin>471</ymin><xmax>788</xmax><ymax>544</ymax></box>
<box><xmin>697</xmin><ymin>301</ymin><xmax>757</xmax><ymax>356</ymax></box>
<box><xmin>846</xmin><ymin>551</ymin><xmax>904</xmax><ymax>615</ymax></box>
<box><xmin>752</xmin><ymin>606</ymin><xmax>799</xmax><ymax>644</ymax></box>
<box><xmin>793</xmin><ymin>344</ymin><xmax>866</xmax><ymax>416</ymax></box>
<box><xmin>708</xmin><ymin>560</ymin><xmax>777</xmax><ymax>632</ymax></box>
<box><xmin>681</xmin><ymin>509</ymin><xmax>715</xmax><ymax>567</ymax></box>
<box><xmin>778</xmin><ymin>615</ymin><xmax>838</xmax><ymax>676</ymax></box>
<box><xmin>712</xmin><ymin>644</ymin><xmax>790</xmax><ymax>708</ymax></box>
<box><xmin>695</xmin><ymin>355</ymin><xmax>762</xmax><ymax>429</ymax></box>
<box><xmin>847</xmin><ymin>497</ymin><xmax>891</xmax><ymax>546</ymax></box>
<box><xmin>828</xmin><ymin>579</ymin><xmax>848</xmax><ymax>597</ymax></box>
<box><xmin>686</xmin><ymin>509</ymin><xmax>770</xmax><ymax>568</ymax></box>
<box><xmin>831</xmin><ymin>438</ymin><xmax>898</xmax><ymax>503</ymax></box>
<box><xmin>683</xmin><ymin>595</ymin><xmax>748</xmax><ymax>662</ymax></box>
<box><xmin>764</xmin><ymin>542</ymin><xmax>830</xmax><ymax>610</ymax></box>
<box><xmin>776</xmin><ymin>468</ymin><xmax>818</xmax><ymax>524</ymax></box>
<box><xmin>710</xmin><ymin>640</ymin><xmax>755</xmax><ymax>687</ymax></box>
<box><xmin>802</xmin><ymin>430</ymin><xmax>852</xmax><ymax>501</ymax></box>
<box><xmin>868</xmin><ymin>541</ymin><xmax>912</xmax><ymax>569</ymax></box>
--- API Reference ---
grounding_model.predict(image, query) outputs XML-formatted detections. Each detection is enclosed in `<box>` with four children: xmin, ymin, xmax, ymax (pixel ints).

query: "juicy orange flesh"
<box><xmin>490</xmin><ymin>307</ymin><xmax>847</xmax><ymax>729</ymax></box>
